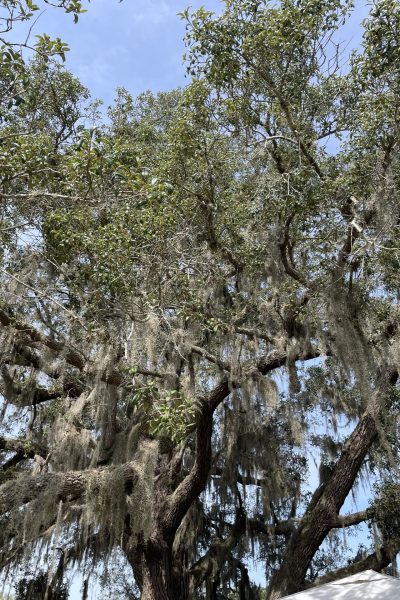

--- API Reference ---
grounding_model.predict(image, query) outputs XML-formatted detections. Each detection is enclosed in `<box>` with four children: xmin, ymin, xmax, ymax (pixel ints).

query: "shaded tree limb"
<box><xmin>308</xmin><ymin>542</ymin><xmax>398</xmax><ymax>588</ymax></box>
<box><xmin>0</xmin><ymin>305</ymin><xmax>87</xmax><ymax>370</ymax></box>
<box><xmin>188</xmin><ymin>509</ymin><xmax>246</xmax><ymax>590</ymax></box>
<box><xmin>161</xmin><ymin>402</ymin><xmax>213</xmax><ymax>541</ymax></box>
<box><xmin>0</xmin><ymin>436</ymin><xmax>47</xmax><ymax>459</ymax></box>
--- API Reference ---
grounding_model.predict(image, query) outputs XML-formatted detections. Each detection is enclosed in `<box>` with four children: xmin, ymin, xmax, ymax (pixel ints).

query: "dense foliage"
<box><xmin>0</xmin><ymin>1</ymin><xmax>400</xmax><ymax>599</ymax></box>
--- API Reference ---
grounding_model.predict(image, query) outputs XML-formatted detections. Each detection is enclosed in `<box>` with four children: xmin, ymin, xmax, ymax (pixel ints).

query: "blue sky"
<box><xmin>12</xmin><ymin>0</ymin><xmax>369</xmax><ymax>107</ymax></box>
<box><xmin>22</xmin><ymin>0</ymin><xmax>220</xmax><ymax>106</ymax></box>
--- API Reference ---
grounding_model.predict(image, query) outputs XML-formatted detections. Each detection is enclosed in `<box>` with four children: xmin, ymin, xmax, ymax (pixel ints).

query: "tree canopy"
<box><xmin>0</xmin><ymin>1</ymin><xmax>400</xmax><ymax>599</ymax></box>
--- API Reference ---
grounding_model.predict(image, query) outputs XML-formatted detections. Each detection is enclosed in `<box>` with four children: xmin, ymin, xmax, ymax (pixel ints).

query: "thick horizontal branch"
<box><xmin>0</xmin><ymin>454</ymin><xmax>25</xmax><ymax>472</ymax></box>
<box><xmin>330</xmin><ymin>510</ymin><xmax>368</xmax><ymax>529</ymax></box>
<box><xmin>240</xmin><ymin>511</ymin><xmax>366</xmax><ymax>543</ymax></box>
<box><xmin>0</xmin><ymin>366</ymin><xmax>62</xmax><ymax>406</ymax></box>
<box><xmin>0</xmin><ymin>307</ymin><xmax>124</xmax><ymax>392</ymax></box>
<box><xmin>0</xmin><ymin>306</ymin><xmax>86</xmax><ymax>371</ymax></box>
<box><xmin>13</xmin><ymin>386</ymin><xmax>62</xmax><ymax>407</ymax></box>
<box><xmin>0</xmin><ymin>461</ymin><xmax>138</xmax><ymax>517</ymax></box>
<box><xmin>1</xmin><ymin>350</ymin><xmax>85</xmax><ymax>403</ymax></box>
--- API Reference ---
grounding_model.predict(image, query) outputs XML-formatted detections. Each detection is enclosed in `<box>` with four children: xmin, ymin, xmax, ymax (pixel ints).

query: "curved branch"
<box><xmin>1</xmin><ymin>351</ymin><xmax>85</xmax><ymax>402</ymax></box>
<box><xmin>161</xmin><ymin>403</ymin><xmax>213</xmax><ymax>540</ymax></box>
<box><xmin>0</xmin><ymin>307</ymin><xmax>124</xmax><ymax>392</ymax></box>
<box><xmin>162</xmin><ymin>345</ymin><xmax>325</xmax><ymax>542</ymax></box>
<box><xmin>278</xmin><ymin>215</ymin><xmax>307</xmax><ymax>286</ymax></box>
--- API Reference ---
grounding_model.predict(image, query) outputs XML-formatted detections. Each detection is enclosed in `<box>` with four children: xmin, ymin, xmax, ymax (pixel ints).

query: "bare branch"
<box><xmin>330</xmin><ymin>510</ymin><xmax>369</xmax><ymax>529</ymax></box>
<box><xmin>190</xmin><ymin>345</ymin><xmax>231</xmax><ymax>372</ymax></box>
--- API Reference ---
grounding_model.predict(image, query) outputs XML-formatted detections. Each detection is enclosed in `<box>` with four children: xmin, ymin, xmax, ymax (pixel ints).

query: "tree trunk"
<box><xmin>126</xmin><ymin>539</ymin><xmax>187</xmax><ymax>600</ymax></box>
<box><xmin>141</xmin><ymin>554</ymin><xmax>175</xmax><ymax>600</ymax></box>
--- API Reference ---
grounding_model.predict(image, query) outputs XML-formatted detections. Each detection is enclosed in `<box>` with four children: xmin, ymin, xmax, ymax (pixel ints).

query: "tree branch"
<box><xmin>190</xmin><ymin>345</ymin><xmax>231</xmax><ymax>372</ymax></box>
<box><xmin>266</xmin><ymin>365</ymin><xmax>398</xmax><ymax>599</ymax></box>
<box><xmin>330</xmin><ymin>510</ymin><xmax>368</xmax><ymax>529</ymax></box>
<box><xmin>163</xmin><ymin>345</ymin><xmax>325</xmax><ymax>544</ymax></box>
<box><xmin>308</xmin><ymin>543</ymin><xmax>398</xmax><ymax>588</ymax></box>
<box><xmin>0</xmin><ymin>461</ymin><xmax>138</xmax><ymax>517</ymax></box>
<box><xmin>248</xmin><ymin>517</ymin><xmax>296</xmax><ymax>538</ymax></box>
<box><xmin>188</xmin><ymin>509</ymin><xmax>246</xmax><ymax>590</ymax></box>
<box><xmin>0</xmin><ymin>365</ymin><xmax>62</xmax><ymax>406</ymax></box>
<box><xmin>278</xmin><ymin>214</ymin><xmax>307</xmax><ymax>286</ymax></box>
<box><xmin>0</xmin><ymin>436</ymin><xmax>47</xmax><ymax>459</ymax></box>
<box><xmin>161</xmin><ymin>402</ymin><xmax>213</xmax><ymax>540</ymax></box>
<box><xmin>0</xmin><ymin>306</ymin><xmax>86</xmax><ymax>371</ymax></box>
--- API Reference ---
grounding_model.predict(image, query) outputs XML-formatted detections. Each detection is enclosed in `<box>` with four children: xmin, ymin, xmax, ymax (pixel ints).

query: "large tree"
<box><xmin>0</xmin><ymin>1</ymin><xmax>400</xmax><ymax>599</ymax></box>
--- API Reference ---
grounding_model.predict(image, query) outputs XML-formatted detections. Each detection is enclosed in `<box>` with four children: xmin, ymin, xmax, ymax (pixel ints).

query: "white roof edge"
<box><xmin>280</xmin><ymin>569</ymin><xmax>400</xmax><ymax>598</ymax></box>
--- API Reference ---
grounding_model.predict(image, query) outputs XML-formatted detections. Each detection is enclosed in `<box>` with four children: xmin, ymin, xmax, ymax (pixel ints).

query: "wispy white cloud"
<box><xmin>129</xmin><ymin>0</ymin><xmax>177</xmax><ymax>25</ymax></box>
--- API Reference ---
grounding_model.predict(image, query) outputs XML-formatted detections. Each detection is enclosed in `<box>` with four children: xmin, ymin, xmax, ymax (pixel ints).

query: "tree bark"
<box><xmin>126</xmin><ymin>540</ymin><xmax>186</xmax><ymax>600</ymax></box>
<box><xmin>141</xmin><ymin>554</ymin><xmax>175</xmax><ymax>600</ymax></box>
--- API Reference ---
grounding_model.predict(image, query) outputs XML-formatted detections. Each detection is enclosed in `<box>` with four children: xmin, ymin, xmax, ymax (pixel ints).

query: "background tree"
<box><xmin>0</xmin><ymin>1</ymin><xmax>400</xmax><ymax>599</ymax></box>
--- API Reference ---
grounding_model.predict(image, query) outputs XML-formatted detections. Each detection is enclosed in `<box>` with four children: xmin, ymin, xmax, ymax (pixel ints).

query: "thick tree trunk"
<box><xmin>126</xmin><ymin>539</ymin><xmax>187</xmax><ymax>600</ymax></box>
<box><xmin>125</xmin><ymin>403</ymin><xmax>214</xmax><ymax>600</ymax></box>
<box><xmin>141</xmin><ymin>554</ymin><xmax>175</xmax><ymax>600</ymax></box>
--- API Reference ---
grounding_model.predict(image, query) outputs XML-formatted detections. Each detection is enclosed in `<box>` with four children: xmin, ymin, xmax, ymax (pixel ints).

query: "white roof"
<box><xmin>280</xmin><ymin>570</ymin><xmax>400</xmax><ymax>599</ymax></box>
